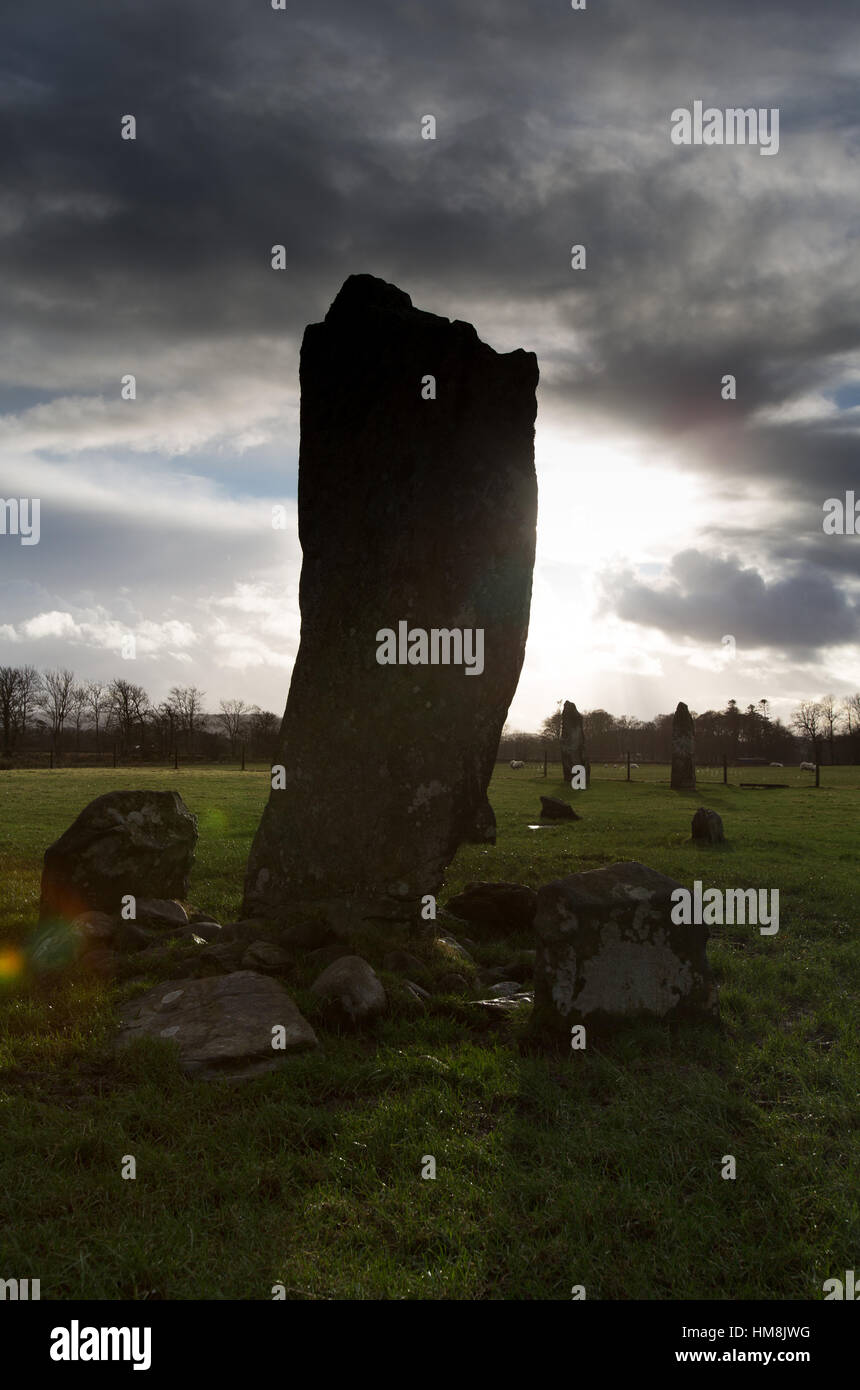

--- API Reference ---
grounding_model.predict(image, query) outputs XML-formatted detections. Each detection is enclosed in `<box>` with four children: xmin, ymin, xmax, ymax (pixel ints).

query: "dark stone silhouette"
<box><xmin>243</xmin><ymin>275</ymin><xmax>538</xmax><ymax>928</ymax></box>
<box><xmin>540</xmin><ymin>795</ymin><xmax>580</xmax><ymax>820</ymax></box>
<box><xmin>560</xmin><ymin>701</ymin><xmax>589</xmax><ymax>786</ymax></box>
<box><xmin>692</xmin><ymin>807</ymin><xmax>724</xmax><ymax>843</ymax></box>
<box><xmin>671</xmin><ymin>701</ymin><xmax>696</xmax><ymax>789</ymax></box>
<box><xmin>39</xmin><ymin>790</ymin><xmax>197</xmax><ymax>925</ymax></box>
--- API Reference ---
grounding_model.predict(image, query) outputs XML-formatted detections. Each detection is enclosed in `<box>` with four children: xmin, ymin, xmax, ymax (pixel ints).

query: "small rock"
<box><xmin>472</xmin><ymin>992</ymin><xmax>533</xmax><ymax>1016</ymax></box>
<box><xmin>116</xmin><ymin>970</ymin><xmax>319</xmax><ymax>1079</ymax></box>
<box><xmin>382</xmin><ymin>949</ymin><xmax>427</xmax><ymax>980</ymax></box>
<box><xmin>135</xmin><ymin>899</ymin><xmax>189</xmax><ymax>928</ymax></box>
<box><xmin>485</xmin><ymin>981</ymin><xmax>523</xmax><ymax>999</ymax></box>
<box><xmin>403</xmin><ymin>980</ymin><xmax>431</xmax><ymax>1004</ymax></box>
<box><xmin>241</xmin><ymin>941</ymin><xmax>293</xmax><ymax>973</ymax></box>
<box><xmin>433</xmin><ymin>934</ymin><xmax>475</xmax><ymax>967</ymax></box>
<box><xmin>114</xmin><ymin>920</ymin><xmax>159</xmax><ymax>954</ymax></box>
<box><xmin>445</xmin><ymin>882</ymin><xmax>538</xmax><ymax>933</ymax></box>
<box><xmin>70</xmin><ymin>911</ymin><xmax>116</xmax><ymax>952</ymax></box>
<box><xmin>692</xmin><ymin>807</ymin><xmax>724</xmax><ymax>844</ymax></box>
<box><xmin>175</xmin><ymin>922</ymin><xmax>221</xmax><ymax>943</ymax></box>
<box><xmin>310</xmin><ymin>955</ymin><xmax>386</xmax><ymax>1025</ymax></box>
<box><xmin>188</xmin><ymin>912</ymin><xmax>222</xmax><ymax>927</ymax></box>
<box><xmin>199</xmin><ymin>942</ymin><xmax>245</xmax><ymax>973</ymax></box>
<box><xmin>436</xmin><ymin>972</ymin><xmax>469</xmax><ymax>994</ymax></box>
<box><xmin>539</xmin><ymin>796</ymin><xmax>580</xmax><ymax>821</ymax></box>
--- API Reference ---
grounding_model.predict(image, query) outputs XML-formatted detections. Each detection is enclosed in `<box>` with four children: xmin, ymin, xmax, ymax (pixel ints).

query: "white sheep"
<box><xmin>800</xmin><ymin>761</ymin><xmax>816</xmax><ymax>772</ymax></box>
<box><xmin>769</xmin><ymin>762</ymin><xmax>784</xmax><ymax>768</ymax></box>
<box><xmin>630</xmin><ymin>763</ymin><xmax>639</xmax><ymax>770</ymax></box>
<box><xmin>509</xmin><ymin>759</ymin><xmax>525</xmax><ymax>770</ymax></box>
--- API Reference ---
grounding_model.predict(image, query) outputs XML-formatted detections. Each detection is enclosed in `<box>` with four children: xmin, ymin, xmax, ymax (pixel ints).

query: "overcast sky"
<box><xmin>2</xmin><ymin>0</ymin><xmax>859</xmax><ymax>730</ymax></box>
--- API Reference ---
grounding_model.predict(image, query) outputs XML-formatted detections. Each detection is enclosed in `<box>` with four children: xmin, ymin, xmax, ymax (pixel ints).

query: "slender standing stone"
<box><xmin>560</xmin><ymin>701</ymin><xmax>589</xmax><ymax>786</ymax></box>
<box><xmin>242</xmin><ymin>275</ymin><xmax>538</xmax><ymax>928</ymax></box>
<box><xmin>671</xmin><ymin>701</ymin><xmax>696</xmax><ymax>789</ymax></box>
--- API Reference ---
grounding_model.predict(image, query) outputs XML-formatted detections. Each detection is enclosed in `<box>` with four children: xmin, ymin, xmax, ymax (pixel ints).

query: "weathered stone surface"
<box><xmin>472</xmin><ymin>992</ymin><xmax>533</xmax><ymax>1017</ymax></box>
<box><xmin>116</xmin><ymin>971</ymin><xmax>319</xmax><ymax>1078</ymax></box>
<box><xmin>445</xmin><ymin>882</ymin><xmax>537</xmax><ymax>933</ymax></box>
<box><xmin>432</xmin><ymin>931</ymin><xmax>474</xmax><ymax>964</ymax></box>
<box><xmin>241</xmin><ymin>941</ymin><xmax>293</xmax><ymax>973</ymax></box>
<box><xmin>198</xmin><ymin>941</ymin><xmax>245</xmax><ymax>973</ymax></box>
<box><xmin>484</xmin><ymin>981</ymin><xmax>524</xmax><ymax>999</ymax></box>
<box><xmin>242</xmin><ymin>274</ymin><xmax>538</xmax><ymax>927</ymax></box>
<box><xmin>436</xmin><ymin>972</ymin><xmax>469</xmax><ymax>994</ymax></box>
<box><xmin>310</xmin><ymin>955</ymin><xmax>387</xmax><ymax>1025</ymax></box>
<box><xmin>531</xmin><ymin>861</ymin><xmax>718</xmax><ymax>1036</ymax></box>
<box><xmin>279</xmin><ymin>920</ymin><xmax>335</xmax><ymax>951</ymax></box>
<box><xmin>671</xmin><ymin>702</ymin><xmax>696</xmax><ymax>790</ymax></box>
<box><xmin>462</xmin><ymin>794</ymin><xmax>497</xmax><ymax>845</ymax></box>
<box><xmin>540</xmin><ymin>796</ymin><xmax>581</xmax><ymax>821</ymax></box>
<box><xmin>135</xmin><ymin>899</ymin><xmax>189</xmax><ymax>928</ymax></box>
<box><xmin>691</xmin><ymin>807</ymin><xmax>725</xmax><ymax>844</ymax></box>
<box><xmin>39</xmin><ymin>790</ymin><xmax>197</xmax><ymax>924</ymax></box>
<box><xmin>70</xmin><ymin>911</ymin><xmax>116</xmax><ymax>952</ymax></box>
<box><xmin>560</xmin><ymin>702</ymin><xmax>590</xmax><ymax>786</ymax></box>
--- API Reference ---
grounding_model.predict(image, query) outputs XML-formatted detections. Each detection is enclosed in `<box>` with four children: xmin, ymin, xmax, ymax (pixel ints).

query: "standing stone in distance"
<box><xmin>242</xmin><ymin>274</ymin><xmax>538</xmax><ymax>928</ymax></box>
<box><xmin>691</xmin><ymin>807</ymin><xmax>724</xmax><ymax>844</ymax></box>
<box><xmin>560</xmin><ymin>701</ymin><xmax>589</xmax><ymax>786</ymax></box>
<box><xmin>671</xmin><ymin>701</ymin><xmax>696</xmax><ymax>790</ymax></box>
<box><xmin>39</xmin><ymin>790</ymin><xmax>198</xmax><ymax>925</ymax></box>
<box><xmin>531</xmin><ymin>860</ymin><xmax>719</xmax><ymax>1038</ymax></box>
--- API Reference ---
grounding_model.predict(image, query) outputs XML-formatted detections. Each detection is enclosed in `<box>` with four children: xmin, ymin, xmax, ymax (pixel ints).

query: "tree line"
<box><xmin>0</xmin><ymin>666</ymin><xmax>281</xmax><ymax>762</ymax></box>
<box><xmin>501</xmin><ymin>695</ymin><xmax>860</xmax><ymax>765</ymax></box>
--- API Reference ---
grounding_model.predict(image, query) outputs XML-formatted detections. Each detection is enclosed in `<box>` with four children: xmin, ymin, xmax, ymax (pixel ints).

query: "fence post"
<box><xmin>112</xmin><ymin>743</ymin><xmax>117</xmax><ymax>768</ymax></box>
<box><xmin>723</xmin><ymin>754</ymin><xmax>728</xmax><ymax>785</ymax></box>
<box><xmin>174</xmin><ymin>748</ymin><xmax>179</xmax><ymax>771</ymax></box>
<box><xmin>815</xmin><ymin>762</ymin><xmax>820</xmax><ymax>788</ymax></box>
<box><xmin>543</xmin><ymin>744</ymin><xmax>547</xmax><ymax>778</ymax></box>
<box><xmin>626</xmin><ymin>751</ymin><xmax>631</xmax><ymax>781</ymax></box>
<box><xmin>241</xmin><ymin>743</ymin><xmax>246</xmax><ymax>772</ymax></box>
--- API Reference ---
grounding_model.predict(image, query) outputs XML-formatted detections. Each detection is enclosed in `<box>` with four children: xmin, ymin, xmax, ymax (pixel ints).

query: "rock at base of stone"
<box><xmin>445</xmin><ymin>881</ymin><xmax>537</xmax><ymax>933</ymax></box>
<box><xmin>539</xmin><ymin>796</ymin><xmax>581</xmax><ymax>821</ymax></box>
<box><xmin>116</xmin><ymin>971</ymin><xmax>319</xmax><ymax>1079</ymax></box>
<box><xmin>310</xmin><ymin>955</ymin><xmax>387</xmax><ymax>1026</ymax></box>
<box><xmin>691</xmin><ymin>807</ymin><xmax>724</xmax><ymax>844</ymax></box>
<box><xmin>39</xmin><ymin>790</ymin><xmax>198</xmax><ymax>924</ymax></box>
<box><xmin>671</xmin><ymin>701</ymin><xmax>696</xmax><ymax>790</ymax></box>
<box><xmin>531</xmin><ymin>861</ymin><xmax>718</xmax><ymax>1038</ymax></box>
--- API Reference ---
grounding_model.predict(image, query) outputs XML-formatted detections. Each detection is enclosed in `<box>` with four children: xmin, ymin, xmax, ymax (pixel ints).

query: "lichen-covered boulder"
<box><xmin>531</xmin><ymin>861</ymin><xmax>718</xmax><ymax>1037</ymax></box>
<box><xmin>310</xmin><ymin>955</ymin><xmax>387</xmax><ymax>1026</ymax></box>
<box><xmin>39</xmin><ymin>790</ymin><xmax>197</xmax><ymax>924</ymax></box>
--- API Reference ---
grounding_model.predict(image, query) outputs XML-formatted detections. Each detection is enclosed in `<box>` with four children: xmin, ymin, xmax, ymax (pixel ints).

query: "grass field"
<box><xmin>0</xmin><ymin>763</ymin><xmax>857</xmax><ymax>1300</ymax></box>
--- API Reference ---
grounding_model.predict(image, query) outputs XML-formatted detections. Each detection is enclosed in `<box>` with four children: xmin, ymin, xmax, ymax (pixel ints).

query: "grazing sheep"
<box><xmin>509</xmin><ymin>759</ymin><xmax>525</xmax><ymax>770</ymax></box>
<box><xmin>630</xmin><ymin>763</ymin><xmax>639</xmax><ymax>770</ymax></box>
<box><xmin>800</xmin><ymin>761</ymin><xmax>816</xmax><ymax>772</ymax></box>
<box><xmin>769</xmin><ymin>762</ymin><xmax>784</xmax><ymax>767</ymax></box>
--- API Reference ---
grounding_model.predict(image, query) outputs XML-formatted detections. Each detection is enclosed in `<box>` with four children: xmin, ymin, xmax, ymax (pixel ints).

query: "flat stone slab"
<box><xmin>116</xmin><ymin>970</ymin><xmax>319</xmax><ymax>1079</ymax></box>
<box><xmin>531</xmin><ymin>860</ymin><xmax>718</xmax><ymax>1037</ymax></box>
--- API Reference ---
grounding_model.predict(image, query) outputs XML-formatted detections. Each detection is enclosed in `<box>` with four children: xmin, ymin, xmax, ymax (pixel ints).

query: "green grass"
<box><xmin>0</xmin><ymin>764</ymin><xmax>857</xmax><ymax>1299</ymax></box>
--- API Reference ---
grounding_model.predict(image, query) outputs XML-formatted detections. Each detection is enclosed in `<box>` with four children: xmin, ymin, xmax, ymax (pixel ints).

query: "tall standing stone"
<box><xmin>560</xmin><ymin>701</ymin><xmax>589</xmax><ymax>786</ymax></box>
<box><xmin>671</xmin><ymin>701</ymin><xmax>696</xmax><ymax>789</ymax></box>
<box><xmin>242</xmin><ymin>274</ymin><xmax>538</xmax><ymax>928</ymax></box>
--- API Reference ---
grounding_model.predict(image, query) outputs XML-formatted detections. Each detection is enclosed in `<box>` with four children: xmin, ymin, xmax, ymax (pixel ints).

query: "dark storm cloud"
<box><xmin>2</xmin><ymin>0</ymin><xmax>860</xmax><ymax>670</ymax></box>
<box><xmin>611</xmin><ymin>548</ymin><xmax>858</xmax><ymax>653</ymax></box>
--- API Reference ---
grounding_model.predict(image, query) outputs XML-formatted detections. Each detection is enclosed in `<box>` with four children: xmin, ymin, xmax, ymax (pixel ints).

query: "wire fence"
<box><xmin>500</xmin><ymin>756</ymin><xmax>860</xmax><ymax>789</ymax></box>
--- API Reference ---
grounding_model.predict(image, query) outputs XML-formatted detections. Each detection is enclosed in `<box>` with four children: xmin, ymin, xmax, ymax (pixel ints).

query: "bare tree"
<box><xmin>85</xmin><ymin>680</ymin><xmax>108</xmax><ymax>754</ymax></box>
<box><xmin>791</xmin><ymin>700</ymin><xmax>824</xmax><ymax>761</ymax></box>
<box><xmin>0</xmin><ymin>667</ymin><xmax>22</xmax><ymax>756</ymax></box>
<box><xmin>169</xmin><ymin>685</ymin><xmax>205</xmax><ymax>754</ymax></box>
<box><xmin>818</xmin><ymin>693</ymin><xmax>841</xmax><ymax>764</ymax></box>
<box><xmin>108</xmin><ymin>678</ymin><xmax>150</xmax><ymax>754</ymax></box>
<box><xmin>217</xmin><ymin>697</ymin><xmax>247</xmax><ymax>754</ymax></box>
<box><xmin>69</xmin><ymin>684</ymin><xmax>89</xmax><ymax>751</ymax></box>
<box><xmin>842</xmin><ymin>693</ymin><xmax>860</xmax><ymax>735</ymax></box>
<box><xmin>16</xmin><ymin>665</ymin><xmax>42</xmax><ymax>741</ymax></box>
<box><xmin>40</xmin><ymin>668</ymin><xmax>76</xmax><ymax>751</ymax></box>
